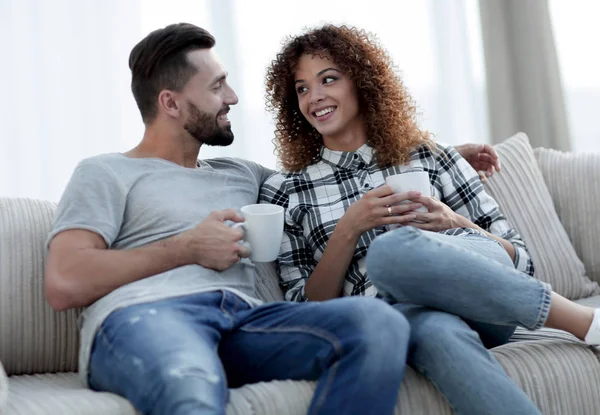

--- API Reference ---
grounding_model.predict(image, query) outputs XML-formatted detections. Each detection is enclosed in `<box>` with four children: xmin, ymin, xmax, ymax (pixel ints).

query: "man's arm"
<box><xmin>454</xmin><ymin>143</ymin><xmax>501</xmax><ymax>183</ymax></box>
<box><xmin>46</xmin><ymin>229</ymin><xmax>191</xmax><ymax>310</ymax></box>
<box><xmin>45</xmin><ymin>209</ymin><xmax>249</xmax><ymax>311</ymax></box>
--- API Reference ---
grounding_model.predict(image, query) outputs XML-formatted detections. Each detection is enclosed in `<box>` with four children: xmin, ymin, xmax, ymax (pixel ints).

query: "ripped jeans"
<box><xmin>88</xmin><ymin>290</ymin><xmax>410</xmax><ymax>415</ymax></box>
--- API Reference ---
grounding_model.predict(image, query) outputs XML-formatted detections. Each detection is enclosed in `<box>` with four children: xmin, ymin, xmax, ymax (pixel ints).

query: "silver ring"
<box><xmin>387</xmin><ymin>206</ymin><xmax>393</xmax><ymax>216</ymax></box>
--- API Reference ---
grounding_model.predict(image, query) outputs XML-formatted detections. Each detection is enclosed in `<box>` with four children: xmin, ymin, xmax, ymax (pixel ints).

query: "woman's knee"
<box><xmin>340</xmin><ymin>298</ymin><xmax>411</xmax><ymax>351</ymax></box>
<box><xmin>366</xmin><ymin>227</ymin><xmax>433</xmax><ymax>296</ymax></box>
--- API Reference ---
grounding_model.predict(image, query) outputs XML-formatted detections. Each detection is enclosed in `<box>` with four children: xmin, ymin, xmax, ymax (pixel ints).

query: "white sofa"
<box><xmin>2</xmin><ymin>133</ymin><xmax>600</xmax><ymax>414</ymax></box>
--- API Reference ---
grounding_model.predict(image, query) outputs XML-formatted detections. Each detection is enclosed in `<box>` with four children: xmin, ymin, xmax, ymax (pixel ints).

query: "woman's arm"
<box><xmin>303</xmin><ymin>222</ymin><xmax>360</xmax><ymax>301</ymax></box>
<box><xmin>260</xmin><ymin>173</ymin><xmax>421</xmax><ymax>301</ymax></box>
<box><xmin>410</xmin><ymin>196</ymin><xmax>515</xmax><ymax>261</ymax></box>
<box><xmin>303</xmin><ymin>188</ymin><xmax>421</xmax><ymax>301</ymax></box>
<box><xmin>410</xmin><ymin>144</ymin><xmax>534</xmax><ymax>275</ymax></box>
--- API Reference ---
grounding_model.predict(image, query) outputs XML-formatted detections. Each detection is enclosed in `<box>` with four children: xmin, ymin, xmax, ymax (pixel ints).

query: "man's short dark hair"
<box><xmin>129</xmin><ymin>23</ymin><xmax>215</xmax><ymax>124</ymax></box>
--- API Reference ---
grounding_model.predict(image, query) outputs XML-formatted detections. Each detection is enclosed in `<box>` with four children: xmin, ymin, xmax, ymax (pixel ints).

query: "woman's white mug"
<box><xmin>385</xmin><ymin>171</ymin><xmax>432</xmax><ymax>213</ymax></box>
<box><xmin>232</xmin><ymin>204</ymin><xmax>284</xmax><ymax>262</ymax></box>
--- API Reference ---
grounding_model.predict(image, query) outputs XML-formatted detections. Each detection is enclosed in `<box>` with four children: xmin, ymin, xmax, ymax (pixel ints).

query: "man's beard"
<box><xmin>184</xmin><ymin>101</ymin><xmax>234</xmax><ymax>146</ymax></box>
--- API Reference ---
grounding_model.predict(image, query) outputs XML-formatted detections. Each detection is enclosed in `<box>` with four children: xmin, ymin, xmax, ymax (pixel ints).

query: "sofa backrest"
<box><xmin>0</xmin><ymin>198</ymin><xmax>80</xmax><ymax>376</ymax></box>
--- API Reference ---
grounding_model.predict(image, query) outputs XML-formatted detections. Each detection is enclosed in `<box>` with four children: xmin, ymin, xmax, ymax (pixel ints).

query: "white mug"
<box><xmin>385</xmin><ymin>171</ymin><xmax>432</xmax><ymax>214</ymax></box>
<box><xmin>233</xmin><ymin>204</ymin><xmax>284</xmax><ymax>262</ymax></box>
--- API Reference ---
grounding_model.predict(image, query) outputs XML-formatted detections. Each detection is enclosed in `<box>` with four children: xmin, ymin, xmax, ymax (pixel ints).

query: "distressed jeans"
<box><xmin>366</xmin><ymin>227</ymin><xmax>551</xmax><ymax>415</ymax></box>
<box><xmin>88</xmin><ymin>290</ymin><xmax>410</xmax><ymax>415</ymax></box>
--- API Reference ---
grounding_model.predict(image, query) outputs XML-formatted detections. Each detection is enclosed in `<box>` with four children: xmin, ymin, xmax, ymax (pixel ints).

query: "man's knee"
<box><xmin>158</xmin><ymin>359</ymin><xmax>222</xmax><ymax>385</ymax></box>
<box><xmin>148</xmin><ymin>356</ymin><xmax>226</xmax><ymax>414</ymax></box>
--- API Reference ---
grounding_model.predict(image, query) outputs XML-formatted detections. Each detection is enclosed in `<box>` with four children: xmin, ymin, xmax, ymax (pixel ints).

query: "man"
<box><xmin>44</xmin><ymin>23</ymin><xmax>411</xmax><ymax>415</ymax></box>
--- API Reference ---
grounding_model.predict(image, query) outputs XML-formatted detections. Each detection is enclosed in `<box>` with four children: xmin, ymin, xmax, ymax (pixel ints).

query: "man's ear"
<box><xmin>157</xmin><ymin>90</ymin><xmax>181</xmax><ymax>118</ymax></box>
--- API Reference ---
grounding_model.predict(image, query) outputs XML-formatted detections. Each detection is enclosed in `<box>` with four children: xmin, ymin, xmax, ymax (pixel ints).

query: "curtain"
<box><xmin>479</xmin><ymin>0</ymin><xmax>571</xmax><ymax>150</ymax></box>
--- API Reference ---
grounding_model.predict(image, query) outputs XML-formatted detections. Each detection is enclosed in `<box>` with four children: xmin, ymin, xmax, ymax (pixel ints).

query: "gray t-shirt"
<box><xmin>48</xmin><ymin>153</ymin><xmax>274</xmax><ymax>383</ymax></box>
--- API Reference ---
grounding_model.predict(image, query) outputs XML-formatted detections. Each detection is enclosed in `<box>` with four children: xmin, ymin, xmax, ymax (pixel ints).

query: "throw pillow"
<box><xmin>484</xmin><ymin>133</ymin><xmax>600</xmax><ymax>299</ymax></box>
<box><xmin>535</xmin><ymin>148</ymin><xmax>600</xmax><ymax>286</ymax></box>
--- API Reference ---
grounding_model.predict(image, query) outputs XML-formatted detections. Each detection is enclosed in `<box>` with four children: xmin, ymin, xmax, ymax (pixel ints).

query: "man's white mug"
<box><xmin>385</xmin><ymin>171</ymin><xmax>432</xmax><ymax>214</ymax></box>
<box><xmin>233</xmin><ymin>204</ymin><xmax>284</xmax><ymax>262</ymax></box>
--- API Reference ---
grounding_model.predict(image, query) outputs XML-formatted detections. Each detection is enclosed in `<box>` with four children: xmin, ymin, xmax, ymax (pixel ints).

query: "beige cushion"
<box><xmin>0</xmin><ymin>198</ymin><xmax>80</xmax><ymax>375</ymax></box>
<box><xmin>493</xmin><ymin>341</ymin><xmax>600</xmax><ymax>414</ymax></box>
<box><xmin>5</xmin><ymin>373</ymin><xmax>136</xmax><ymax>415</ymax></box>
<box><xmin>6</xmin><ymin>340</ymin><xmax>600</xmax><ymax>415</ymax></box>
<box><xmin>253</xmin><ymin>262</ymin><xmax>284</xmax><ymax>302</ymax></box>
<box><xmin>574</xmin><ymin>295</ymin><xmax>600</xmax><ymax>309</ymax></box>
<box><xmin>535</xmin><ymin>148</ymin><xmax>600</xmax><ymax>285</ymax></box>
<box><xmin>485</xmin><ymin>133</ymin><xmax>600</xmax><ymax>299</ymax></box>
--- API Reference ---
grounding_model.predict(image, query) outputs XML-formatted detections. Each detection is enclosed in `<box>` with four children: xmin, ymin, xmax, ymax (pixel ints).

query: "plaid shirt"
<box><xmin>259</xmin><ymin>142</ymin><xmax>534</xmax><ymax>302</ymax></box>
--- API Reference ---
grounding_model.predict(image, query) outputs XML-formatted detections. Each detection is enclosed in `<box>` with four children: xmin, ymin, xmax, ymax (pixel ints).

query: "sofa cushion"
<box><xmin>0</xmin><ymin>198</ymin><xmax>80</xmax><ymax>375</ymax></box>
<box><xmin>493</xmin><ymin>340</ymin><xmax>600</xmax><ymax>414</ymax></box>
<box><xmin>253</xmin><ymin>262</ymin><xmax>284</xmax><ymax>302</ymax></box>
<box><xmin>535</xmin><ymin>148</ymin><xmax>600</xmax><ymax>286</ymax></box>
<box><xmin>510</xmin><ymin>326</ymin><xmax>581</xmax><ymax>344</ymax></box>
<box><xmin>574</xmin><ymin>295</ymin><xmax>600</xmax><ymax>309</ymax></box>
<box><xmin>230</xmin><ymin>341</ymin><xmax>600</xmax><ymax>415</ymax></box>
<box><xmin>5</xmin><ymin>373</ymin><xmax>136</xmax><ymax>415</ymax></box>
<box><xmin>484</xmin><ymin>133</ymin><xmax>600</xmax><ymax>299</ymax></box>
<box><xmin>5</xmin><ymin>340</ymin><xmax>600</xmax><ymax>415</ymax></box>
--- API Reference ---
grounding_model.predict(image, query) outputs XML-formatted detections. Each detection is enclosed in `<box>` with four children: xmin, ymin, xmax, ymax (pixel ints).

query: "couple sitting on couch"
<box><xmin>44</xmin><ymin>23</ymin><xmax>600</xmax><ymax>415</ymax></box>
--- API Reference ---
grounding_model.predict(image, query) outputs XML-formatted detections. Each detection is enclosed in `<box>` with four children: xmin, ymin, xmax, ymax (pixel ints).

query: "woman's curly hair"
<box><xmin>265</xmin><ymin>24</ymin><xmax>432</xmax><ymax>172</ymax></box>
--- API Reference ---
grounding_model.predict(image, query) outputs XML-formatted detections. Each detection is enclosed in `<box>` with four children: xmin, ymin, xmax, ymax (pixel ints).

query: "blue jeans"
<box><xmin>366</xmin><ymin>227</ymin><xmax>550</xmax><ymax>415</ymax></box>
<box><xmin>88</xmin><ymin>291</ymin><xmax>410</xmax><ymax>415</ymax></box>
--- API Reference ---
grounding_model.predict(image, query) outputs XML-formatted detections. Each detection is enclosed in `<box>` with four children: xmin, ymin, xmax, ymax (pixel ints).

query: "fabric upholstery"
<box><xmin>253</xmin><ymin>262</ymin><xmax>284</xmax><ymax>302</ymax></box>
<box><xmin>0</xmin><ymin>198</ymin><xmax>80</xmax><ymax>376</ymax></box>
<box><xmin>493</xmin><ymin>341</ymin><xmax>600</xmax><ymax>414</ymax></box>
<box><xmin>535</xmin><ymin>148</ymin><xmax>600</xmax><ymax>285</ymax></box>
<box><xmin>574</xmin><ymin>294</ymin><xmax>600</xmax><ymax>309</ymax></box>
<box><xmin>6</xmin><ymin>338</ymin><xmax>600</xmax><ymax>415</ymax></box>
<box><xmin>485</xmin><ymin>133</ymin><xmax>600</xmax><ymax>299</ymax></box>
<box><xmin>5</xmin><ymin>373</ymin><xmax>136</xmax><ymax>415</ymax></box>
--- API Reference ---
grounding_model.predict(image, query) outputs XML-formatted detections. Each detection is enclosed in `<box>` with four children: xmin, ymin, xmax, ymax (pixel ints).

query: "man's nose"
<box><xmin>226</xmin><ymin>85</ymin><xmax>239</xmax><ymax>105</ymax></box>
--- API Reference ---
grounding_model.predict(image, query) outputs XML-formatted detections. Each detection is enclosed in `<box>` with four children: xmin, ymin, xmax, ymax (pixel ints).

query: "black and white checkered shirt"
<box><xmin>260</xmin><ymin>142</ymin><xmax>534</xmax><ymax>302</ymax></box>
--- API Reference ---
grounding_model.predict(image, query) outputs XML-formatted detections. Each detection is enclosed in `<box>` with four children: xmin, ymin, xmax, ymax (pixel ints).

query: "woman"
<box><xmin>259</xmin><ymin>25</ymin><xmax>599</xmax><ymax>414</ymax></box>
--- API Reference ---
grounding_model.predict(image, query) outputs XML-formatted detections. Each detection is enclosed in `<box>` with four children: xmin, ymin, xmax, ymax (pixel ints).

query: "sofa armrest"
<box><xmin>0</xmin><ymin>360</ymin><xmax>8</xmax><ymax>411</ymax></box>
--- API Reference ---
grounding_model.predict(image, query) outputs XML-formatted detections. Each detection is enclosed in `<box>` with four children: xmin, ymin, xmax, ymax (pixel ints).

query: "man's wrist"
<box><xmin>170</xmin><ymin>232</ymin><xmax>197</xmax><ymax>266</ymax></box>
